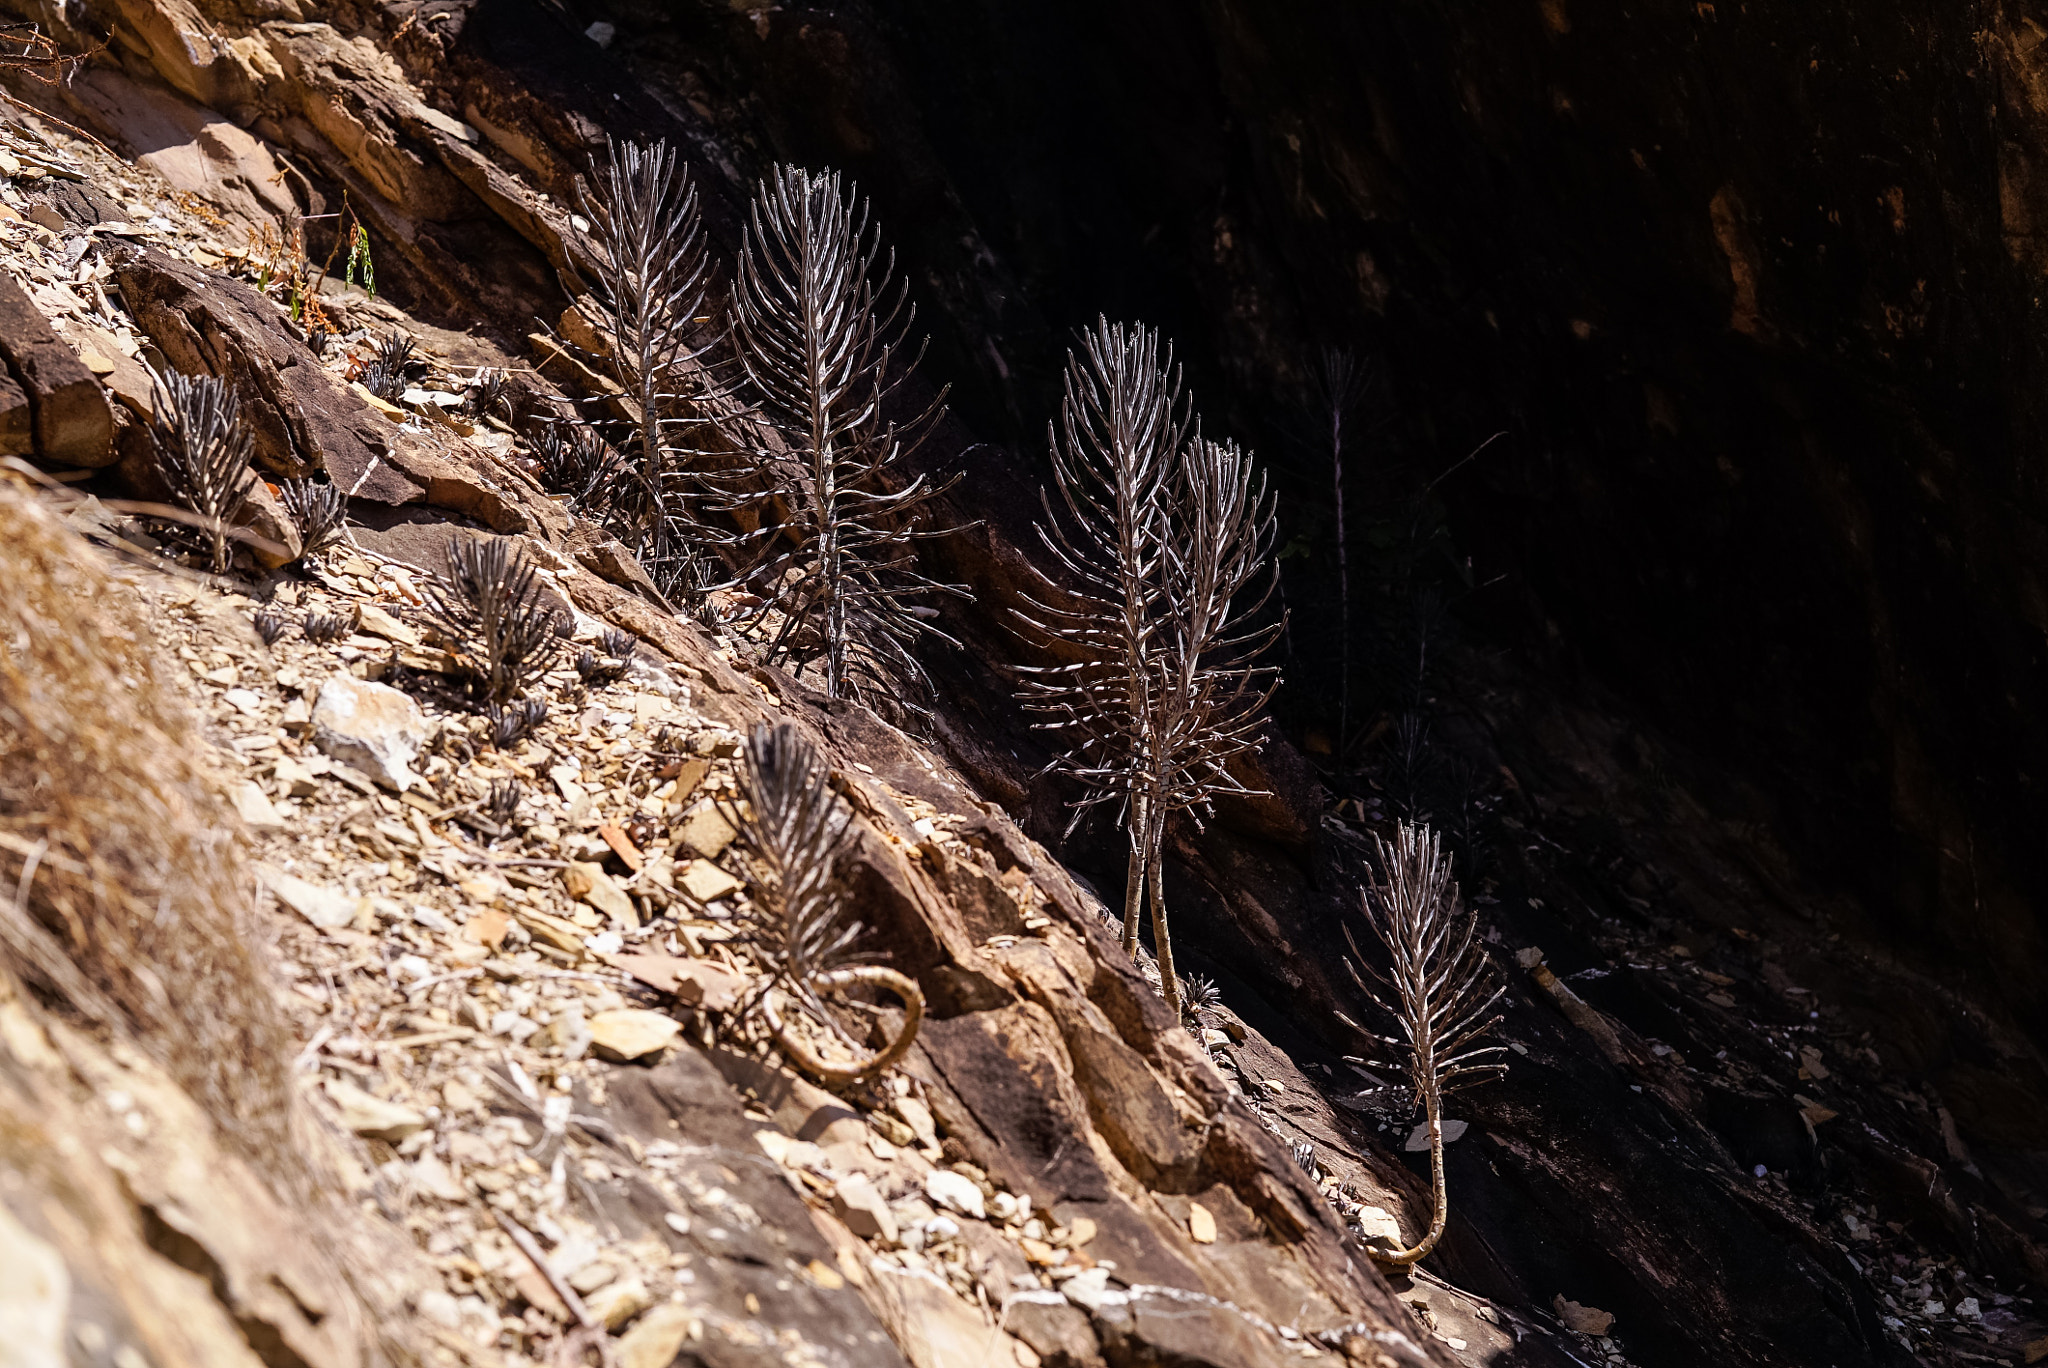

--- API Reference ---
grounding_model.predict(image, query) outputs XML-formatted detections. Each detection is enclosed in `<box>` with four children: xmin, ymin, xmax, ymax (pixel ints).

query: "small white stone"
<box><xmin>923</xmin><ymin>1170</ymin><xmax>986</xmax><ymax>1220</ymax></box>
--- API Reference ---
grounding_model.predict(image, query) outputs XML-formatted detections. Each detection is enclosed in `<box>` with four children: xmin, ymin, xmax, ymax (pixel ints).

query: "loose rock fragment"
<box><xmin>325</xmin><ymin>1079</ymin><xmax>426</xmax><ymax>1141</ymax></box>
<box><xmin>673</xmin><ymin>801</ymin><xmax>737</xmax><ymax>860</ymax></box>
<box><xmin>311</xmin><ymin>674</ymin><xmax>428</xmax><ymax>791</ymax></box>
<box><xmin>679</xmin><ymin>859</ymin><xmax>741</xmax><ymax>903</ymax></box>
<box><xmin>1188</xmin><ymin>1201</ymin><xmax>1217</xmax><ymax>1244</ymax></box>
<box><xmin>564</xmin><ymin>861</ymin><xmax>638</xmax><ymax>929</ymax></box>
<box><xmin>617</xmin><ymin>1303</ymin><xmax>695</xmax><ymax>1368</ymax></box>
<box><xmin>831</xmin><ymin>1173</ymin><xmax>898</xmax><ymax>1244</ymax></box>
<box><xmin>260</xmin><ymin>865</ymin><xmax>362</xmax><ymax>929</ymax></box>
<box><xmin>589</xmin><ymin>1008</ymin><xmax>681</xmax><ymax>1062</ymax></box>
<box><xmin>924</xmin><ymin>1169</ymin><xmax>986</xmax><ymax>1220</ymax></box>
<box><xmin>1553</xmin><ymin>1295</ymin><xmax>1614</xmax><ymax>1336</ymax></box>
<box><xmin>1405</xmin><ymin>1119</ymin><xmax>1469</xmax><ymax>1151</ymax></box>
<box><xmin>231</xmin><ymin>779</ymin><xmax>285</xmax><ymax>831</ymax></box>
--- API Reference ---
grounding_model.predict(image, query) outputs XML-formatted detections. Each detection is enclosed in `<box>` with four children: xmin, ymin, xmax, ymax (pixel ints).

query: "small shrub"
<box><xmin>303</xmin><ymin>611</ymin><xmax>351</xmax><ymax>644</ymax></box>
<box><xmin>149</xmin><ymin>369</ymin><xmax>257</xmax><ymax>575</ymax></box>
<box><xmin>724</xmin><ymin>722</ymin><xmax>924</xmax><ymax>1082</ymax></box>
<box><xmin>279</xmin><ymin>477</ymin><xmax>348</xmax><ymax>560</ymax></box>
<box><xmin>419</xmin><ymin>536</ymin><xmax>564</xmax><ymax>708</ymax></box>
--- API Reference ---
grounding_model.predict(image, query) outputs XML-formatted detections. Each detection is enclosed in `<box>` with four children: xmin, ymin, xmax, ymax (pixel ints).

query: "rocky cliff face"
<box><xmin>2</xmin><ymin>1</ymin><xmax>2047</xmax><ymax>1367</ymax></box>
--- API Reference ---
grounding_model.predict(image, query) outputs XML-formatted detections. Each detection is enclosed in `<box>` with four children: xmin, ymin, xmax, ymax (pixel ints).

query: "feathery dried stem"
<box><xmin>580</xmin><ymin>138</ymin><xmax>711</xmax><ymax>490</ymax></box>
<box><xmin>279</xmin><ymin>477</ymin><xmax>348</xmax><ymax>560</ymax></box>
<box><xmin>728</xmin><ymin>163</ymin><xmax>970</xmax><ymax>707</ymax></box>
<box><xmin>419</xmin><ymin>536</ymin><xmax>564</xmax><ymax>708</ymax></box>
<box><xmin>149</xmin><ymin>369</ymin><xmax>256</xmax><ymax>574</ymax></box>
<box><xmin>1340</xmin><ymin>822</ymin><xmax>1506</xmax><ymax>1265</ymax></box>
<box><xmin>1014</xmin><ymin>318</ymin><xmax>1184</xmax><ymax>952</ymax></box>
<box><xmin>722</xmin><ymin>723</ymin><xmax>922</xmax><ymax>1081</ymax></box>
<box><xmin>1142</xmin><ymin>432</ymin><xmax>1281</xmax><ymax>1010</ymax></box>
<box><xmin>1013</xmin><ymin>321</ymin><xmax>1280</xmax><ymax>1018</ymax></box>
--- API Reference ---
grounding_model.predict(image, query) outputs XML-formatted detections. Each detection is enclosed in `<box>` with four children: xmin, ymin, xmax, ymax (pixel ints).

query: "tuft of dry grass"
<box><xmin>0</xmin><ymin>470</ymin><xmax>292</xmax><ymax>1161</ymax></box>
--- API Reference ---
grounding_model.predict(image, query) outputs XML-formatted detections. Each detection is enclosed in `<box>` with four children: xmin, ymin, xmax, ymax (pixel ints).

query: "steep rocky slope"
<box><xmin>0</xmin><ymin>2</ymin><xmax>2046</xmax><ymax>1367</ymax></box>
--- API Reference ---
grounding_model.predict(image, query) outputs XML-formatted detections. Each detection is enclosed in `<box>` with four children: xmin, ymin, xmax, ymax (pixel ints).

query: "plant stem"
<box><xmin>1148</xmin><ymin>810</ymin><xmax>1179</xmax><ymax>1020</ymax></box>
<box><xmin>1371</xmin><ymin>1083</ymin><xmax>1448</xmax><ymax>1267</ymax></box>
<box><xmin>1122</xmin><ymin>792</ymin><xmax>1147</xmax><ymax>957</ymax></box>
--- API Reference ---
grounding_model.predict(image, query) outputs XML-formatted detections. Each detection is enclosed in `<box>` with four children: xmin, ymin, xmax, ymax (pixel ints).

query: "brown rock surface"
<box><xmin>0</xmin><ymin>272</ymin><xmax>111</xmax><ymax>465</ymax></box>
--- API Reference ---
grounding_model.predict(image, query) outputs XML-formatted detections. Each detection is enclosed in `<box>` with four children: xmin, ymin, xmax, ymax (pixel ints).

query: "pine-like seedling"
<box><xmin>149</xmin><ymin>369</ymin><xmax>257</xmax><ymax>574</ymax></box>
<box><xmin>483</xmin><ymin>778</ymin><xmax>521</xmax><ymax>831</ymax></box>
<box><xmin>303</xmin><ymin>611</ymin><xmax>351</xmax><ymax>644</ymax></box>
<box><xmin>487</xmin><ymin>696</ymin><xmax>548</xmax><ymax>750</ymax></box>
<box><xmin>1016</xmin><ymin>320</ymin><xmax>1279</xmax><ymax>1018</ymax></box>
<box><xmin>577</xmin><ymin>138</ymin><xmax>719</xmax><ymax>588</ymax></box>
<box><xmin>358</xmin><ymin>331</ymin><xmax>415</xmax><ymax>401</ymax></box>
<box><xmin>280</xmin><ymin>477</ymin><xmax>348</xmax><ymax>560</ymax></box>
<box><xmin>1339</xmin><ymin>822</ymin><xmax>1506</xmax><ymax>1265</ymax></box>
<box><xmin>1139</xmin><ymin>432</ymin><xmax>1281</xmax><ymax>1009</ymax></box>
<box><xmin>728</xmin><ymin>163</ymin><xmax>969</xmax><ymax>706</ymax></box>
<box><xmin>723</xmin><ymin>722</ymin><xmax>922</xmax><ymax>1081</ymax></box>
<box><xmin>420</xmin><ymin>536</ymin><xmax>564</xmax><ymax>707</ymax></box>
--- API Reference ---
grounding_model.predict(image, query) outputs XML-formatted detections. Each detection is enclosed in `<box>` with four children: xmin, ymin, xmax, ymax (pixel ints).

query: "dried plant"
<box><xmin>465</xmin><ymin>368</ymin><xmax>511</xmax><ymax>420</ymax></box>
<box><xmin>279</xmin><ymin>477</ymin><xmax>348</xmax><ymax>560</ymax></box>
<box><xmin>357</xmin><ymin>331</ymin><xmax>415</xmax><ymax>401</ymax></box>
<box><xmin>302</xmin><ymin>611</ymin><xmax>351</xmax><ymax>644</ymax></box>
<box><xmin>722</xmin><ymin>722</ymin><xmax>922</xmax><ymax>1082</ymax></box>
<box><xmin>728</xmin><ymin>163</ymin><xmax>969</xmax><ymax>706</ymax></box>
<box><xmin>1014</xmin><ymin>320</ymin><xmax>1280</xmax><ymax>1018</ymax></box>
<box><xmin>1140</xmin><ymin>433</ymin><xmax>1281</xmax><ymax>1009</ymax></box>
<box><xmin>1292</xmin><ymin>1140</ymin><xmax>1321</xmax><ymax>1181</ymax></box>
<box><xmin>252</xmin><ymin>608</ymin><xmax>287</xmax><ymax>646</ymax></box>
<box><xmin>483</xmin><ymin>778</ymin><xmax>521</xmax><ymax>831</ymax></box>
<box><xmin>487</xmin><ymin>696</ymin><xmax>548</xmax><ymax>750</ymax></box>
<box><xmin>1339</xmin><ymin>822</ymin><xmax>1506</xmax><ymax>1265</ymax></box>
<box><xmin>579</xmin><ymin>138</ymin><xmax>711</xmax><ymax>490</ymax></box>
<box><xmin>575</xmin><ymin>648</ymin><xmax>628</xmax><ymax>688</ymax></box>
<box><xmin>530</xmin><ymin>420</ymin><xmax>624</xmax><ymax>517</ymax></box>
<box><xmin>0</xmin><ymin>473</ymin><xmax>292</xmax><ymax>1155</ymax></box>
<box><xmin>419</xmin><ymin>536</ymin><xmax>564</xmax><ymax>708</ymax></box>
<box><xmin>1015</xmin><ymin>318</ymin><xmax>1182</xmax><ymax>942</ymax></box>
<box><xmin>149</xmin><ymin>368</ymin><xmax>257</xmax><ymax>574</ymax></box>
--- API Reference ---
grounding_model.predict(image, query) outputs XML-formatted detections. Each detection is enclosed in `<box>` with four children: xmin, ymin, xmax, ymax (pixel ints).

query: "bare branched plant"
<box><xmin>1339</xmin><ymin>822</ymin><xmax>1506</xmax><ymax>1265</ymax></box>
<box><xmin>420</xmin><ymin>536</ymin><xmax>564</xmax><ymax>708</ymax></box>
<box><xmin>280</xmin><ymin>477</ymin><xmax>347</xmax><ymax>560</ymax></box>
<box><xmin>729</xmin><ymin>163</ymin><xmax>969</xmax><ymax>706</ymax></box>
<box><xmin>1015</xmin><ymin>318</ymin><xmax>1183</xmax><ymax>944</ymax></box>
<box><xmin>580</xmin><ymin>138</ymin><xmax>711</xmax><ymax>491</ymax></box>
<box><xmin>1140</xmin><ymin>433</ymin><xmax>1281</xmax><ymax>1009</ymax></box>
<box><xmin>722</xmin><ymin>722</ymin><xmax>922</xmax><ymax>1082</ymax></box>
<box><xmin>149</xmin><ymin>369</ymin><xmax>256</xmax><ymax>574</ymax></box>
<box><xmin>1015</xmin><ymin>321</ymin><xmax>1280</xmax><ymax>1018</ymax></box>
